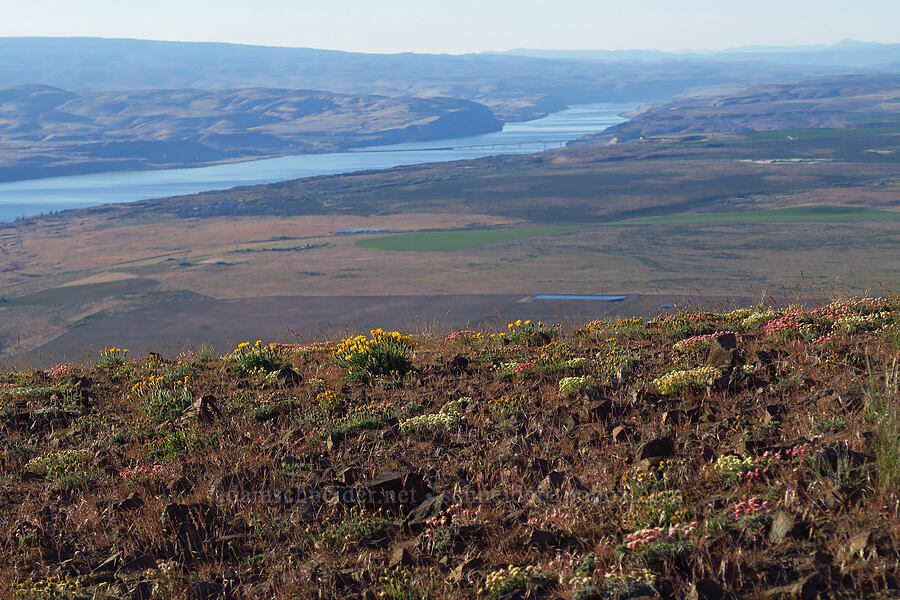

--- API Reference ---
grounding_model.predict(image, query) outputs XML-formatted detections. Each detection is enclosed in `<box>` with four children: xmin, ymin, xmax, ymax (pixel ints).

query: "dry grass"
<box><xmin>1</xmin><ymin>297</ymin><xmax>899</xmax><ymax>598</ymax></box>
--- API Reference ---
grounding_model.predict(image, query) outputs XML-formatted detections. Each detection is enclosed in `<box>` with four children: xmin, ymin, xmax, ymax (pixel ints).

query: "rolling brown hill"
<box><xmin>0</xmin><ymin>85</ymin><xmax>501</xmax><ymax>182</ymax></box>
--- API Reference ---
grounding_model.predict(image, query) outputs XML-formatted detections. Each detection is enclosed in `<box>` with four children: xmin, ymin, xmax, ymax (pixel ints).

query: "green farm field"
<box><xmin>618</xmin><ymin>205</ymin><xmax>900</xmax><ymax>225</ymax></box>
<box><xmin>354</xmin><ymin>226</ymin><xmax>570</xmax><ymax>251</ymax></box>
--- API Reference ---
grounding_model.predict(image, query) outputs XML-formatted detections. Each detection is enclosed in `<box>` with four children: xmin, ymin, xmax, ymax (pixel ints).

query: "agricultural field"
<box><xmin>1</xmin><ymin>297</ymin><xmax>899</xmax><ymax>598</ymax></box>
<box><xmin>618</xmin><ymin>205</ymin><xmax>900</xmax><ymax>225</ymax></box>
<box><xmin>1</xmin><ymin>101</ymin><xmax>899</xmax><ymax>360</ymax></box>
<box><xmin>355</xmin><ymin>227</ymin><xmax>571</xmax><ymax>252</ymax></box>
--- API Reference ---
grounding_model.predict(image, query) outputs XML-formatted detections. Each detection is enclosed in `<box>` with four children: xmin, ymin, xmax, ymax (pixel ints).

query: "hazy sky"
<box><xmin>1</xmin><ymin>0</ymin><xmax>897</xmax><ymax>53</ymax></box>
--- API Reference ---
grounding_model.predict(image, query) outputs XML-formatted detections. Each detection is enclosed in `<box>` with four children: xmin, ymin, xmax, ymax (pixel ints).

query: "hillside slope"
<box><xmin>1</xmin><ymin>299</ymin><xmax>899</xmax><ymax>598</ymax></box>
<box><xmin>0</xmin><ymin>85</ymin><xmax>501</xmax><ymax>182</ymax></box>
<box><xmin>572</xmin><ymin>74</ymin><xmax>900</xmax><ymax>145</ymax></box>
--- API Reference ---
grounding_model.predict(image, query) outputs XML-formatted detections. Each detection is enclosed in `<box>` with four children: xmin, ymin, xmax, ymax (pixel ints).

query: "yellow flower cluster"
<box><xmin>331</xmin><ymin>329</ymin><xmax>416</xmax><ymax>362</ymax></box>
<box><xmin>507</xmin><ymin>318</ymin><xmax>538</xmax><ymax>329</ymax></box>
<box><xmin>489</xmin><ymin>394</ymin><xmax>525</xmax><ymax>407</ymax></box>
<box><xmin>628</xmin><ymin>489</ymin><xmax>690</xmax><ymax>528</ymax></box>
<box><xmin>316</xmin><ymin>390</ymin><xmax>344</xmax><ymax>405</ymax></box>
<box><xmin>100</xmin><ymin>346</ymin><xmax>129</xmax><ymax>356</ymax></box>
<box><xmin>653</xmin><ymin>366</ymin><xmax>720</xmax><ymax>395</ymax></box>
<box><xmin>504</xmin><ymin>319</ymin><xmax>545</xmax><ymax>337</ymax></box>
<box><xmin>346</xmin><ymin>400</ymin><xmax>396</xmax><ymax>418</ymax></box>
<box><xmin>621</xmin><ymin>469</ymin><xmax>653</xmax><ymax>490</ymax></box>
<box><xmin>232</xmin><ymin>339</ymin><xmax>280</xmax><ymax>355</ymax></box>
<box><xmin>617</xmin><ymin>316</ymin><xmax>643</xmax><ymax>326</ymax></box>
<box><xmin>25</xmin><ymin>449</ymin><xmax>89</xmax><ymax>479</ymax></box>
<box><xmin>479</xmin><ymin>565</ymin><xmax>547</xmax><ymax>597</ymax></box>
<box><xmin>399</xmin><ymin>401</ymin><xmax>465</xmax><ymax>433</ymax></box>
<box><xmin>558</xmin><ymin>375</ymin><xmax>593</xmax><ymax>395</ymax></box>
<box><xmin>13</xmin><ymin>575</ymin><xmax>83</xmax><ymax>595</ymax></box>
<box><xmin>621</xmin><ymin>458</ymin><xmax>687</xmax><ymax>492</ymax></box>
<box><xmin>127</xmin><ymin>374</ymin><xmax>190</xmax><ymax>400</ymax></box>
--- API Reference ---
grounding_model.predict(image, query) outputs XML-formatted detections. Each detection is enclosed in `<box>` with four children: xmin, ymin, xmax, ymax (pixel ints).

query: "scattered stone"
<box><xmin>181</xmin><ymin>394</ymin><xmax>221</xmax><ymax>424</ymax></box>
<box><xmin>769</xmin><ymin>511</ymin><xmax>795</xmax><ymax>544</ymax></box>
<box><xmin>849</xmin><ymin>530</ymin><xmax>873</xmax><ymax>555</ymax></box>
<box><xmin>527</xmin><ymin>529</ymin><xmax>561</xmax><ymax>548</ymax></box>
<box><xmin>389</xmin><ymin>545</ymin><xmax>413</xmax><ymax>567</ymax></box>
<box><xmin>357</xmin><ymin>470</ymin><xmax>430</xmax><ymax>510</ymax></box>
<box><xmin>338</xmin><ymin>467</ymin><xmax>357</xmax><ymax>485</ymax></box>
<box><xmin>526</xmin><ymin>332</ymin><xmax>551</xmax><ymax>347</ymax></box>
<box><xmin>706</xmin><ymin>338</ymin><xmax>735</xmax><ymax>369</ymax></box>
<box><xmin>193</xmin><ymin>581</ymin><xmax>225</xmax><ymax>600</ymax></box>
<box><xmin>404</xmin><ymin>492</ymin><xmax>452</xmax><ymax>528</ymax></box>
<box><xmin>537</xmin><ymin>471</ymin><xmax>565</xmax><ymax>492</ymax></box>
<box><xmin>688</xmin><ymin>578</ymin><xmax>725</xmax><ymax>600</ymax></box>
<box><xmin>113</xmin><ymin>492</ymin><xmax>143</xmax><ymax>512</ymax></box>
<box><xmin>760</xmin><ymin>574</ymin><xmax>824</xmax><ymax>599</ymax></box>
<box><xmin>274</xmin><ymin>366</ymin><xmax>302</xmax><ymax>387</ymax></box>
<box><xmin>448</xmin><ymin>355</ymin><xmax>469</xmax><ymax>373</ymax></box>
<box><xmin>817</xmin><ymin>448</ymin><xmax>870</xmax><ymax>471</ymax></box>
<box><xmin>161</xmin><ymin>502</ymin><xmax>221</xmax><ymax>561</ymax></box>
<box><xmin>131</xmin><ymin>581</ymin><xmax>152</xmax><ymax>600</ymax></box>
<box><xmin>611</xmin><ymin>424</ymin><xmax>634</xmax><ymax>443</ymax></box>
<box><xmin>638</xmin><ymin>437</ymin><xmax>674</xmax><ymax>460</ymax></box>
<box><xmin>531</xmin><ymin>458</ymin><xmax>551</xmax><ymax>478</ymax></box>
<box><xmin>585</xmin><ymin>397</ymin><xmax>614</xmax><ymax>421</ymax></box>
<box><xmin>167</xmin><ymin>475</ymin><xmax>192</xmax><ymax>495</ymax></box>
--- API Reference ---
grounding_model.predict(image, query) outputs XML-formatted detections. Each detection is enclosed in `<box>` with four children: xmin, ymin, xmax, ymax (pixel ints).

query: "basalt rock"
<box><xmin>356</xmin><ymin>470</ymin><xmax>430</xmax><ymax>511</ymax></box>
<box><xmin>638</xmin><ymin>437</ymin><xmax>675</xmax><ymax>460</ymax></box>
<box><xmin>161</xmin><ymin>502</ymin><xmax>222</xmax><ymax>561</ymax></box>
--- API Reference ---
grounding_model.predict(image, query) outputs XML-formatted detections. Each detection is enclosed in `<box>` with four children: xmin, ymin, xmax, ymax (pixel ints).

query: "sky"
<box><xmin>0</xmin><ymin>0</ymin><xmax>897</xmax><ymax>54</ymax></box>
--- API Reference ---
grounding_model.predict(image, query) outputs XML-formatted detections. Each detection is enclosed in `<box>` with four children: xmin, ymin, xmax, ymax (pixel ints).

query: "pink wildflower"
<box><xmin>44</xmin><ymin>363</ymin><xmax>75</xmax><ymax>378</ymax></box>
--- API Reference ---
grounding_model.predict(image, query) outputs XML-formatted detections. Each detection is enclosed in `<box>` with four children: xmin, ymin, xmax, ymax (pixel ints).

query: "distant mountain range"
<box><xmin>493</xmin><ymin>40</ymin><xmax>900</xmax><ymax>68</ymax></box>
<box><xmin>1</xmin><ymin>37</ymin><xmax>893</xmax><ymax>121</ymax></box>
<box><xmin>0</xmin><ymin>37</ymin><xmax>897</xmax><ymax>182</ymax></box>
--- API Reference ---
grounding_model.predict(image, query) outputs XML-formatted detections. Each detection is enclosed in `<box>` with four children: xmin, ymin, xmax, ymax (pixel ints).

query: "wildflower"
<box><xmin>558</xmin><ymin>375</ymin><xmax>593</xmax><ymax>395</ymax></box>
<box><xmin>622</xmin><ymin>522</ymin><xmax>696</xmax><ymax>551</ymax></box>
<box><xmin>446</xmin><ymin>329</ymin><xmax>481</xmax><ymax>342</ymax></box>
<box><xmin>653</xmin><ymin>366</ymin><xmax>720</xmax><ymax>395</ymax></box>
<box><xmin>733</xmin><ymin>497</ymin><xmax>772</xmax><ymax>520</ymax></box>
<box><xmin>673</xmin><ymin>331</ymin><xmax>739</xmax><ymax>351</ymax></box>
<box><xmin>44</xmin><ymin>362</ymin><xmax>75</xmax><ymax>378</ymax></box>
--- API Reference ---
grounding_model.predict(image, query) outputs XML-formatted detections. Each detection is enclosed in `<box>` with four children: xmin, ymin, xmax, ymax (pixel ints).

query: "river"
<box><xmin>0</xmin><ymin>102</ymin><xmax>634</xmax><ymax>222</ymax></box>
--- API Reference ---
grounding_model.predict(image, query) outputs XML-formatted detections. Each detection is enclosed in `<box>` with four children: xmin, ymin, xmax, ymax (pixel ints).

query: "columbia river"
<box><xmin>0</xmin><ymin>102</ymin><xmax>635</xmax><ymax>222</ymax></box>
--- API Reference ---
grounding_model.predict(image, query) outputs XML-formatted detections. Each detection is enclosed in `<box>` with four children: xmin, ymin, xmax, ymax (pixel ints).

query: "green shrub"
<box><xmin>332</xmin><ymin>329</ymin><xmax>416</xmax><ymax>382</ymax></box>
<box><xmin>229</xmin><ymin>340</ymin><xmax>288</xmax><ymax>377</ymax></box>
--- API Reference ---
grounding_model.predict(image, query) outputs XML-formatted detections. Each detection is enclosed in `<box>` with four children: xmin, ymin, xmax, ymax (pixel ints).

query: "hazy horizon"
<box><xmin>0</xmin><ymin>0</ymin><xmax>897</xmax><ymax>55</ymax></box>
<box><xmin>0</xmin><ymin>34</ymin><xmax>897</xmax><ymax>57</ymax></box>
